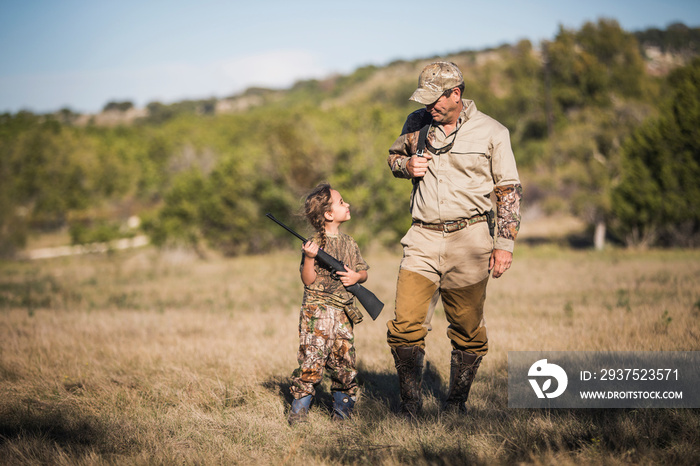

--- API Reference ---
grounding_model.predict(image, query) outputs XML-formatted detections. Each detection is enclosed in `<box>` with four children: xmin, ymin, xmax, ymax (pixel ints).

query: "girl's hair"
<box><xmin>304</xmin><ymin>183</ymin><xmax>333</xmax><ymax>249</ymax></box>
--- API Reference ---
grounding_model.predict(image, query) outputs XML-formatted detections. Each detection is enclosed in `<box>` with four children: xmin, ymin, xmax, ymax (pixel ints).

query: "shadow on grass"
<box><xmin>264</xmin><ymin>350</ymin><xmax>491</xmax><ymax>412</ymax></box>
<box><xmin>355</xmin><ymin>359</ymin><xmax>445</xmax><ymax>411</ymax></box>
<box><xmin>264</xmin><ymin>364</ymin><xmax>700</xmax><ymax>465</ymax></box>
<box><xmin>0</xmin><ymin>403</ymin><xmax>110</xmax><ymax>461</ymax></box>
<box><xmin>263</xmin><ymin>359</ymin><xmax>448</xmax><ymax>421</ymax></box>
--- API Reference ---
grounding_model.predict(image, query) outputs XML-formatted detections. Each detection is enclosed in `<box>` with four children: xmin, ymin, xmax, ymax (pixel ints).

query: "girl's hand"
<box><xmin>335</xmin><ymin>265</ymin><xmax>360</xmax><ymax>287</ymax></box>
<box><xmin>302</xmin><ymin>240</ymin><xmax>319</xmax><ymax>259</ymax></box>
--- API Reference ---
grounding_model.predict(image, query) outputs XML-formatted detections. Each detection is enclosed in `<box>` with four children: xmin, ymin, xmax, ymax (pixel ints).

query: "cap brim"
<box><xmin>409</xmin><ymin>88</ymin><xmax>441</xmax><ymax>105</ymax></box>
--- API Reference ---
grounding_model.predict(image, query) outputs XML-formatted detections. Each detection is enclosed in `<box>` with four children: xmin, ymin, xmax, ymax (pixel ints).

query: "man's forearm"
<box><xmin>388</xmin><ymin>152</ymin><xmax>412</xmax><ymax>178</ymax></box>
<box><xmin>494</xmin><ymin>184</ymin><xmax>523</xmax><ymax>251</ymax></box>
<box><xmin>388</xmin><ymin>125</ymin><xmax>423</xmax><ymax>179</ymax></box>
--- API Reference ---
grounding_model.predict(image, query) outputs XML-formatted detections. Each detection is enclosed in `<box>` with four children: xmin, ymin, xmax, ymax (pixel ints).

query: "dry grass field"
<box><xmin>1</xmin><ymin>243</ymin><xmax>699</xmax><ymax>465</ymax></box>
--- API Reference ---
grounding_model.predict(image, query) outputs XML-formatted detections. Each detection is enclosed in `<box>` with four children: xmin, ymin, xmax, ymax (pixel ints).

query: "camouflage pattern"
<box><xmin>299</xmin><ymin>232</ymin><xmax>369</xmax><ymax>307</ymax></box>
<box><xmin>410</xmin><ymin>62</ymin><xmax>465</xmax><ymax>105</ymax></box>
<box><xmin>344</xmin><ymin>304</ymin><xmax>364</xmax><ymax>325</ymax></box>
<box><xmin>494</xmin><ymin>184</ymin><xmax>523</xmax><ymax>241</ymax></box>
<box><xmin>388</xmin><ymin>123</ymin><xmax>440</xmax><ymax>177</ymax></box>
<box><xmin>388</xmin><ymin>132</ymin><xmax>418</xmax><ymax>177</ymax></box>
<box><xmin>290</xmin><ymin>231</ymin><xmax>368</xmax><ymax>399</ymax></box>
<box><xmin>290</xmin><ymin>301</ymin><xmax>358</xmax><ymax>398</ymax></box>
<box><xmin>388</xmin><ymin>108</ymin><xmax>433</xmax><ymax>178</ymax></box>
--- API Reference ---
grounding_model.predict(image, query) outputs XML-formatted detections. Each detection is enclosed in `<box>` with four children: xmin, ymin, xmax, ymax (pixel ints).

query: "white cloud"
<box><xmin>216</xmin><ymin>49</ymin><xmax>328</xmax><ymax>91</ymax></box>
<box><xmin>0</xmin><ymin>49</ymin><xmax>328</xmax><ymax>114</ymax></box>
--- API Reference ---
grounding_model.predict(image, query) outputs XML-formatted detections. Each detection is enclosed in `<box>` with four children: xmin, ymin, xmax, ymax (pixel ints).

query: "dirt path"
<box><xmin>23</xmin><ymin>235</ymin><xmax>149</xmax><ymax>260</ymax></box>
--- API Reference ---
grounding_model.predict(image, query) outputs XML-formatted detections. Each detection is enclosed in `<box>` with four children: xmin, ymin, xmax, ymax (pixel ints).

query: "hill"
<box><xmin>64</xmin><ymin>22</ymin><xmax>700</xmax><ymax>126</ymax></box>
<box><xmin>1</xmin><ymin>19</ymin><xmax>699</xmax><ymax>258</ymax></box>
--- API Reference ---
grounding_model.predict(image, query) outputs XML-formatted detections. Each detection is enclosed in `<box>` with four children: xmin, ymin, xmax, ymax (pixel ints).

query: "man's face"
<box><xmin>425</xmin><ymin>88</ymin><xmax>461</xmax><ymax>125</ymax></box>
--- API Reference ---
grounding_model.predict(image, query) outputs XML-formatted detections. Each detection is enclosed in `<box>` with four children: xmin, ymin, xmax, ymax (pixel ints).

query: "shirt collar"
<box><xmin>459</xmin><ymin>99</ymin><xmax>476</xmax><ymax>125</ymax></box>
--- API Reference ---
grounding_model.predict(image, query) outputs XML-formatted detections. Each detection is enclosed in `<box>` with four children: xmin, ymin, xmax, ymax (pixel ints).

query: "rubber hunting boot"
<box><xmin>444</xmin><ymin>350</ymin><xmax>482</xmax><ymax>413</ymax></box>
<box><xmin>391</xmin><ymin>346</ymin><xmax>425</xmax><ymax>419</ymax></box>
<box><xmin>331</xmin><ymin>391</ymin><xmax>355</xmax><ymax>421</ymax></box>
<box><xmin>288</xmin><ymin>395</ymin><xmax>312</xmax><ymax>425</ymax></box>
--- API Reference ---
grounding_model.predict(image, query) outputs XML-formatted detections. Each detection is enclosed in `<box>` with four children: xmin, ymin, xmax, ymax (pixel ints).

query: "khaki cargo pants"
<box><xmin>387</xmin><ymin>222</ymin><xmax>492</xmax><ymax>356</ymax></box>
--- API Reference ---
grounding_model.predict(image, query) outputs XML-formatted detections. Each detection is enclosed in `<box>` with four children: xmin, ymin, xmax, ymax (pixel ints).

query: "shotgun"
<box><xmin>266</xmin><ymin>213</ymin><xmax>384</xmax><ymax>320</ymax></box>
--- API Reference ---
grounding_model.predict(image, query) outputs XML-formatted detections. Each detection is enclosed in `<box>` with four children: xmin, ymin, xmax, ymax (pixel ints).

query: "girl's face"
<box><xmin>325</xmin><ymin>189</ymin><xmax>351</xmax><ymax>223</ymax></box>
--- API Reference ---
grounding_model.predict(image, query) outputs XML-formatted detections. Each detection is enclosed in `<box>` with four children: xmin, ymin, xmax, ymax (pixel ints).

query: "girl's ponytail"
<box><xmin>304</xmin><ymin>183</ymin><xmax>333</xmax><ymax>249</ymax></box>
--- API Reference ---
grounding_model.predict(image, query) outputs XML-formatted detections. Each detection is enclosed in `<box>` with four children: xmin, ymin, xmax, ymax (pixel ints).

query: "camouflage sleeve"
<box><xmin>347</xmin><ymin>235</ymin><xmax>369</xmax><ymax>272</ymax></box>
<box><xmin>388</xmin><ymin>109</ymin><xmax>432</xmax><ymax>179</ymax></box>
<box><xmin>387</xmin><ymin>133</ymin><xmax>414</xmax><ymax>179</ymax></box>
<box><xmin>494</xmin><ymin>184</ymin><xmax>523</xmax><ymax>251</ymax></box>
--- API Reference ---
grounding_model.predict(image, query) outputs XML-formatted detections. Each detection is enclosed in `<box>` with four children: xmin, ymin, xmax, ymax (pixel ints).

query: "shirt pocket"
<box><xmin>449</xmin><ymin>141</ymin><xmax>490</xmax><ymax>171</ymax></box>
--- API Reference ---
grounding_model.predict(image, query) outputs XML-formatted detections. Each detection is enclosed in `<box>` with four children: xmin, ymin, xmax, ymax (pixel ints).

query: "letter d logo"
<box><xmin>528</xmin><ymin>359</ymin><xmax>568</xmax><ymax>399</ymax></box>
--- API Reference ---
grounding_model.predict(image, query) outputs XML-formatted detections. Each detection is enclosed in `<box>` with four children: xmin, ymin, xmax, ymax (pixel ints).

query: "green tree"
<box><xmin>103</xmin><ymin>101</ymin><xmax>134</xmax><ymax>112</ymax></box>
<box><xmin>142</xmin><ymin>169</ymin><xmax>207</xmax><ymax>253</ymax></box>
<box><xmin>540</xmin><ymin>19</ymin><xmax>651</xmax><ymax>248</ymax></box>
<box><xmin>1</xmin><ymin>21</ymin><xmax>696</xmax><ymax>258</ymax></box>
<box><xmin>545</xmin><ymin>19</ymin><xmax>646</xmax><ymax>119</ymax></box>
<box><xmin>611</xmin><ymin>58</ymin><xmax>700</xmax><ymax>247</ymax></box>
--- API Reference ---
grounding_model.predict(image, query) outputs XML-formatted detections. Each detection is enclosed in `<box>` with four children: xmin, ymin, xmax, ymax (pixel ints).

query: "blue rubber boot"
<box><xmin>288</xmin><ymin>395</ymin><xmax>312</xmax><ymax>426</ymax></box>
<box><xmin>331</xmin><ymin>392</ymin><xmax>355</xmax><ymax>421</ymax></box>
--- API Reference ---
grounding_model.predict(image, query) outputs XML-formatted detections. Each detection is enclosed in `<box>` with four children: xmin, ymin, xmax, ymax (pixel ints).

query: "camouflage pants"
<box><xmin>290</xmin><ymin>301</ymin><xmax>358</xmax><ymax>399</ymax></box>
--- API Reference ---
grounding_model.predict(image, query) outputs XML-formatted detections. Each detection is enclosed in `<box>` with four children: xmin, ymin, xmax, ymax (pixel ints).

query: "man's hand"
<box><xmin>489</xmin><ymin>249</ymin><xmax>513</xmax><ymax>278</ymax></box>
<box><xmin>406</xmin><ymin>153</ymin><xmax>433</xmax><ymax>178</ymax></box>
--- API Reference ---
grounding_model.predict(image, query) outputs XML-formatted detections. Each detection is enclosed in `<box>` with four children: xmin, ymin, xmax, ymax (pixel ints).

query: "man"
<box><xmin>386</xmin><ymin>61</ymin><xmax>522</xmax><ymax>417</ymax></box>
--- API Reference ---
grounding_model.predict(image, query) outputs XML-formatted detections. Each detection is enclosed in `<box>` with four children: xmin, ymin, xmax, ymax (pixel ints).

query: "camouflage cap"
<box><xmin>409</xmin><ymin>61</ymin><xmax>464</xmax><ymax>105</ymax></box>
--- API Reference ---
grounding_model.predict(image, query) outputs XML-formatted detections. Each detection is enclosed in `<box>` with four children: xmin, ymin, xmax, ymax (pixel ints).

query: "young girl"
<box><xmin>288</xmin><ymin>183</ymin><xmax>370</xmax><ymax>425</ymax></box>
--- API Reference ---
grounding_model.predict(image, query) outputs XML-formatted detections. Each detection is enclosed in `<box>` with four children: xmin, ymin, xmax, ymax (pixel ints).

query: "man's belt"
<box><xmin>412</xmin><ymin>214</ymin><xmax>489</xmax><ymax>233</ymax></box>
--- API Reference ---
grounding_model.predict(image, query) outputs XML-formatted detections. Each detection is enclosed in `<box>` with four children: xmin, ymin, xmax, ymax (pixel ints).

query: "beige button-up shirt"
<box><xmin>388</xmin><ymin>99</ymin><xmax>522</xmax><ymax>252</ymax></box>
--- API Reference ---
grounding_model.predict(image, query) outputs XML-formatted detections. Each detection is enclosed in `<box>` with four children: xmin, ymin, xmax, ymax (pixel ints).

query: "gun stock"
<box><xmin>266</xmin><ymin>213</ymin><xmax>384</xmax><ymax>320</ymax></box>
<box><xmin>345</xmin><ymin>283</ymin><xmax>384</xmax><ymax>321</ymax></box>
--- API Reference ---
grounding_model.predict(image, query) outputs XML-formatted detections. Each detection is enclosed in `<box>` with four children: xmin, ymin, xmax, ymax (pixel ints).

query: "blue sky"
<box><xmin>1</xmin><ymin>0</ymin><xmax>699</xmax><ymax>114</ymax></box>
